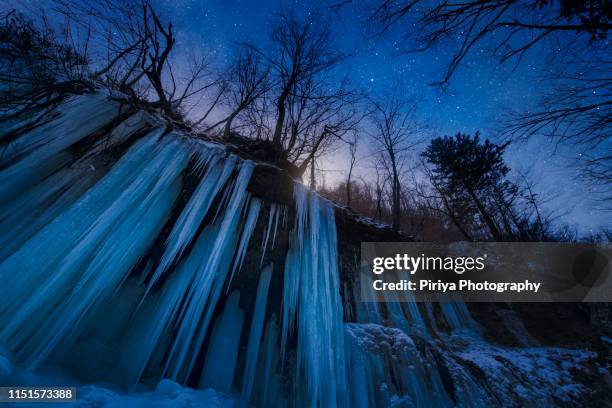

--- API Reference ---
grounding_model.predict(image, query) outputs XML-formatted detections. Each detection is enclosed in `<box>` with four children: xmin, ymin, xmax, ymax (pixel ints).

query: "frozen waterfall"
<box><xmin>0</xmin><ymin>90</ymin><xmax>592</xmax><ymax>408</ymax></box>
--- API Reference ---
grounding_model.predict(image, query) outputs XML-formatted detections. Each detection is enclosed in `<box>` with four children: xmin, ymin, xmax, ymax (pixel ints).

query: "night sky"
<box><xmin>9</xmin><ymin>0</ymin><xmax>610</xmax><ymax>233</ymax></box>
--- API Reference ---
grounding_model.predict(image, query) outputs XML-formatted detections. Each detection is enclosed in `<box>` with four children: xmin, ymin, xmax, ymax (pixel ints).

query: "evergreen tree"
<box><xmin>422</xmin><ymin>132</ymin><xmax>509</xmax><ymax>240</ymax></box>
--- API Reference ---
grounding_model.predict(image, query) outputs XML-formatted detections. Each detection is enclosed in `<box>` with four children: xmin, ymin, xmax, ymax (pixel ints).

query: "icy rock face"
<box><xmin>0</xmin><ymin>92</ymin><xmax>262</xmax><ymax>386</ymax></box>
<box><xmin>0</xmin><ymin>90</ymin><xmax>606</xmax><ymax>408</ymax></box>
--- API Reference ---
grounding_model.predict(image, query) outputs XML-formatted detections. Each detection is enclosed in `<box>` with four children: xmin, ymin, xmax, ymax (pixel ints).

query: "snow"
<box><xmin>75</xmin><ymin>381</ymin><xmax>233</xmax><ymax>408</ymax></box>
<box><xmin>0</xmin><ymin>344</ymin><xmax>233</xmax><ymax>408</ymax></box>
<box><xmin>449</xmin><ymin>333</ymin><xmax>598</xmax><ymax>405</ymax></box>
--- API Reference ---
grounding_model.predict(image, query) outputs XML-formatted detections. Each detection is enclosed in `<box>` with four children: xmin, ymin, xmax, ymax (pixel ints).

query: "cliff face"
<box><xmin>0</xmin><ymin>89</ymin><xmax>609</xmax><ymax>407</ymax></box>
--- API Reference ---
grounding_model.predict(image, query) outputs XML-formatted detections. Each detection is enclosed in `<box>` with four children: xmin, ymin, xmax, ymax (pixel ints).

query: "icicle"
<box><xmin>199</xmin><ymin>291</ymin><xmax>244</xmax><ymax>393</ymax></box>
<box><xmin>0</xmin><ymin>129</ymin><xmax>163</xmax><ymax>317</ymax></box>
<box><xmin>0</xmin><ymin>111</ymin><xmax>150</xmax><ymax>261</ymax></box>
<box><xmin>260</xmin><ymin>203</ymin><xmax>286</xmax><ymax>265</ymax></box>
<box><xmin>144</xmin><ymin>152</ymin><xmax>237</xmax><ymax>293</ymax></box>
<box><xmin>241</xmin><ymin>264</ymin><xmax>273</xmax><ymax>403</ymax></box>
<box><xmin>344</xmin><ymin>323</ymin><xmax>455</xmax><ymax>408</ymax></box>
<box><xmin>260</xmin><ymin>203</ymin><xmax>277</xmax><ymax>265</ymax></box>
<box><xmin>344</xmin><ymin>325</ymin><xmax>375</xmax><ymax>408</ymax></box>
<box><xmin>119</xmin><ymin>226</ymin><xmax>214</xmax><ymax>383</ymax></box>
<box><xmin>281</xmin><ymin>183</ymin><xmax>348</xmax><ymax>407</ymax></box>
<box><xmin>0</xmin><ymin>92</ymin><xmax>121</xmax><ymax>200</ymax></box>
<box><xmin>228</xmin><ymin>197</ymin><xmax>262</xmax><ymax>286</ymax></box>
<box><xmin>254</xmin><ymin>315</ymin><xmax>280</xmax><ymax>407</ymax></box>
<box><xmin>163</xmin><ymin>161</ymin><xmax>255</xmax><ymax>382</ymax></box>
<box><xmin>0</xmin><ymin>132</ymin><xmax>189</xmax><ymax>369</ymax></box>
<box><xmin>119</xmin><ymin>161</ymin><xmax>260</xmax><ymax>385</ymax></box>
<box><xmin>440</xmin><ymin>302</ymin><xmax>478</xmax><ymax>332</ymax></box>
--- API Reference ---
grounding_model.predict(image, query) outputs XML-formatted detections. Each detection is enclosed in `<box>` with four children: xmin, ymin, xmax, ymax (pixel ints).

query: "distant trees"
<box><xmin>369</xmin><ymin>92</ymin><xmax>422</xmax><ymax>231</ymax></box>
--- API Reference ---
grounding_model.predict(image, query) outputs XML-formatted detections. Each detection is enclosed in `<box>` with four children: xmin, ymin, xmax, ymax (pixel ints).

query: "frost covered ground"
<box><xmin>446</xmin><ymin>332</ymin><xmax>602</xmax><ymax>406</ymax></box>
<box><xmin>0</xmin><ymin>345</ymin><xmax>233</xmax><ymax>408</ymax></box>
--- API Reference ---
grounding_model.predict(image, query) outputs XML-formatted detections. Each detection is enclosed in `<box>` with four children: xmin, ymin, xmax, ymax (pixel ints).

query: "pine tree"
<box><xmin>422</xmin><ymin>132</ymin><xmax>509</xmax><ymax>240</ymax></box>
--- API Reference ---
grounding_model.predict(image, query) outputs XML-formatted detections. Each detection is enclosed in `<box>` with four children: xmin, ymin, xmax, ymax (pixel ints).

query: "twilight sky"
<box><xmin>9</xmin><ymin>0</ymin><xmax>610</xmax><ymax>233</ymax></box>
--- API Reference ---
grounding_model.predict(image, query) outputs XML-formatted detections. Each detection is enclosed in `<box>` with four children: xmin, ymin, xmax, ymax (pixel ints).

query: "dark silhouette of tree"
<box><xmin>50</xmin><ymin>0</ymin><xmax>223</xmax><ymax>123</ymax></box>
<box><xmin>368</xmin><ymin>0</ymin><xmax>610</xmax><ymax>84</ymax></box>
<box><xmin>246</xmin><ymin>12</ymin><xmax>351</xmax><ymax>163</ymax></box>
<box><xmin>422</xmin><ymin>133</ymin><xmax>562</xmax><ymax>241</ymax></box>
<box><xmin>345</xmin><ymin>133</ymin><xmax>358</xmax><ymax>206</ymax></box>
<box><xmin>203</xmin><ymin>47</ymin><xmax>270</xmax><ymax>138</ymax></box>
<box><xmin>0</xmin><ymin>10</ymin><xmax>93</xmax><ymax>126</ymax></box>
<box><xmin>369</xmin><ymin>92</ymin><xmax>422</xmax><ymax>232</ymax></box>
<box><xmin>422</xmin><ymin>133</ymin><xmax>509</xmax><ymax>240</ymax></box>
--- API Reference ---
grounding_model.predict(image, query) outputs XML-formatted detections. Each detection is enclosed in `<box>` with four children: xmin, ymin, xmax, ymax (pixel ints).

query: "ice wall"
<box><xmin>0</xmin><ymin>90</ymin><xmax>599</xmax><ymax>408</ymax></box>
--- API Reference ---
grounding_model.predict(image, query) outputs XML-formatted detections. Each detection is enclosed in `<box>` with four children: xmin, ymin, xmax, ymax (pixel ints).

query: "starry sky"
<box><xmin>149</xmin><ymin>0</ymin><xmax>606</xmax><ymax>233</ymax></box>
<box><xmin>153</xmin><ymin>0</ymin><xmax>544</xmax><ymax>135</ymax></box>
<box><xmin>8</xmin><ymin>0</ymin><xmax>609</xmax><ymax>233</ymax></box>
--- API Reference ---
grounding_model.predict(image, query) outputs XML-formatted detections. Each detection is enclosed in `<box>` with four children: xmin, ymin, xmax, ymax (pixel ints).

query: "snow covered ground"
<box><xmin>0</xmin><ymin>345</ymin><xmax>233</xmax><ymax>408</ymax></box>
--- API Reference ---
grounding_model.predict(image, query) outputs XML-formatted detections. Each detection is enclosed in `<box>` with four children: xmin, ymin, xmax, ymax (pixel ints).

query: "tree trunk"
<box><xmin>465</xmin><ymin>187</ymin><xmax>503</xmax><ymax>241</ymax></box>
<box><xmin>390</xmin><ymin>153</ymin><xmax>401</xmax><ymax>232</ymax></box>
<box><xmin>434</xmin><ymin>184</ymin><xmax>473</xmax><ymax>241</ymax></box>
<box><xmin>346</xmin><ymin>174</ymin><xmax>352</xmax><ymax>207</ymax></box>
<box><xmin>310</xmin><ymin>158</ymin><xmax>316</xmax><ymax>190</ymax></box>
<box><xmin>223</xmin><ymin>110</ymin><xmax>240</xmax><ymax>139</ymax></box>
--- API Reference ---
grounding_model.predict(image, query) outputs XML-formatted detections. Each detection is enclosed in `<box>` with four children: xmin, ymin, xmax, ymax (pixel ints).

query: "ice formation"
<box><xmin>281</xmin><ymin>184</ymin><xmax>348</xmax><ymax>407</ymax></box>
<box><xmin>0</xmin><ymin>90</ymin><xmax>602</xmax><ymax>407</ymax></box>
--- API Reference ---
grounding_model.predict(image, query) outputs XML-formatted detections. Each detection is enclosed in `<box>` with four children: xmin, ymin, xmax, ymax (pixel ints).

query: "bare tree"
<box><xmin>369</xmin><ymin>92</ymin><xmax>423</xmax><ymax>231</ymax></box>
<box><xmin>291</xmin><ymin>87</ymin><xmax>362</xmax><ymax>180</ymax></box>
<box><xmin>345</xmin><ymin>132</ymin><xmax>358</xmax><ymax>206</ymax></box>
<box><xmin>50</xmin><ymin>0</ymin><xmax>223</xmax><ymax>123</ymax></box>
<box><xmin>247</xmin><ymin>12</ymin><xmax>348</xmax><ymax>154</ymax></box>
<box><xmin>0</xmin><ymin>10</ymin><xmax>93</xmax><ymax>130</ymax></box>
<box><xmin>373</xmin><ymin>159</ymin><xmax>389</xmax><ymax>220</ymax></box>
<box><xmin>368</xmin><ymin>0</ymin><xmax>610</xmax><ymax>85</ymax></box>
<box><xmin>203</xmin><ymin>47</ymin><xmax>270</xmax><ymax>137</ymax></box>
<box><xmin>505</xmin><ymin>52</ymin><xmax>611</xmax><ymax>197</ymax></box>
